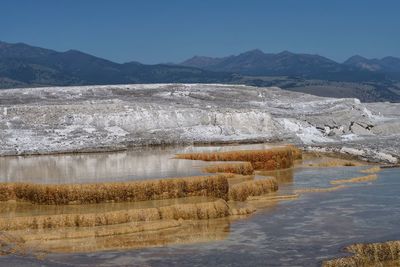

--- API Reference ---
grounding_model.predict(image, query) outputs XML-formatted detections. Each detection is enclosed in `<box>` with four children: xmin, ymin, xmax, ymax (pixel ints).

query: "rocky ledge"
<box><xmin>0</xmin><ymin>84</ymin><xmax>399</xmax><ymax>163</ymax></box>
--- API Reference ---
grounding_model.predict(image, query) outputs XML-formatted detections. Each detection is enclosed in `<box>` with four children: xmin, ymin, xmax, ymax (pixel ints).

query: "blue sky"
<box><xmin>1</xmin><ymin>0</ymin><xmax>399</xmax><ymax>64</ymax></box>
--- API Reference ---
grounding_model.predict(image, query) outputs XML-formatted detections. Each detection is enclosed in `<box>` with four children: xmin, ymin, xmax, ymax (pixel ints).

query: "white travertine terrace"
<box><xmin>0</xmin><ymin>83</ymin><xmax>399</xmax><ymax>163</ymax></box>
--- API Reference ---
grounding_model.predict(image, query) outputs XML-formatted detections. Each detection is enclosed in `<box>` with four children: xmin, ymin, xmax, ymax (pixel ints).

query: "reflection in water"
<box><xmin>20</xmin><ymin>218</ymin><xmax>233</xmax><ymax>254</ymax></box>
<box><xmin>0</xmin><ymin>196</ymin><xmax>217</xmax><ymax>218</ymax></box>
<box><xmin>33</xmin><ymin>167</ymin><xmax>397</xmax><ymax>267</ymax></box>
<box><xmin>0</xmin><ymin>147</ymin><xmax>206</xmax><ymax>184</ymax></box>
<box><xmin>257</xmin><ymin>168</ymin><xmax>294</xmax><ymax>184</ymax></box>
<box><xmin>1</xmin><ymin>144</ymin><xmax>396</xmax><ymax>267</ymax></box>
<box><xmin>0</xmin><ymin>218</ymin><xmax>234</xmax><ymax>256</ymax></box>
<box><xmin>0</xmin><ymin>144</ymin><xmax>279</xmax><ymax>184</ymax></box>
<box><xmin>0</xmin><ymin>144</ymin><xmax>298</xmax><ymax>256</ymax></box>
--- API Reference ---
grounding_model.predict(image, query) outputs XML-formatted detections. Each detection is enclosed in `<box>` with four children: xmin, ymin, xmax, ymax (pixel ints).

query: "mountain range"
<box><xmin>181</xmin><ymin>49</ymin><xmax>400</xmax><ymax>80</ymax></box>
<box><xmin>1</xmin><ymin>40</ymin><xmax>400</xmax><ymax>102</ymax></box>
<box><xmin>0</xmin><ymin>41</ymin><xmax>232</xmax><ymax>88</ymax></box>
<box><xmin>344</xmin><ymin>55</ymin><xmax>400</xmax><ymax>73</ymax></box>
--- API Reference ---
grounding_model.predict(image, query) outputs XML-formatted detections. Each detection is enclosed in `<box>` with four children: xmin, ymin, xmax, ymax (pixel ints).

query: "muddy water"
<box><xmin>0</xmin><ymin>143</ymin><xmax>278</xmax><ymax>184</ymax></box>
<box><xmin>0</xmin><ymin>145</ymin><xmax>399</xmax><ymax>266</ymax></box>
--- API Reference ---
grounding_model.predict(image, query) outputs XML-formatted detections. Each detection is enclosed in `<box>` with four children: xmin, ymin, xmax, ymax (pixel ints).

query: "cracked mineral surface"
<box><xmin>0</xmin><ymin>83</ymin><xmax>399</xmax><ymax>163</ymax></box>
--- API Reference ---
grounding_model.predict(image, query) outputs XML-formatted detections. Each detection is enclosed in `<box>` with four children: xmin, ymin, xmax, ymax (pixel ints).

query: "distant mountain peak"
<box><xmin>278</xmin><ymin>50</ymin><xmax>293</xmax><ymax>55</ymax></box>
<box><xmin>0</xmin><ymin>40</ymin><xmax>55</xmax><ymax>58</ymax></box>
<box><xmin>248</xmin><ymin>48</ymin><xmax>264</xmax><ymax>53</ymax></box>
<box><xmin>345</xmin><ymin>55</ymin><xmax>369</xmax><ymax>63</ymax></box>
<box><xmin>179</xmin><ymin>49</ymin><xmax>400</xmax><ymax>77</ymax></box>
<box><xmin>0</xmin><ymin>41</ymin><xmax>400</xmax><ymax>102</ymax></box>
<box><xmin>65</xmin><ymin>49</ymin><xmax>81</xmax><ymax>53</ymax></box>
<box><xmin>0</xmin><ymin>40</ymin><xmax>235</xmax><ymax>88</ymax></box>
<box><xmin>381</xmin><ymin>56</ymin><xmax>400</xmax><ymax>62</ymax></box>
<box><xmin>344</xmin><ymin>55</ymin><xmax>383</xmax><ymax>71</ymax></box>
<box><xmin>180</xmin><ymin>55</ymin><xmax>225</xmax><ymax>68</ymax></box>
<box><xmin>240</xmin><ymin>49</ymin><xmax>265</xmax><ymax>56</ymax></box>
<box><xmin>123</xmin><ymin>60</ymin><xmax>144</xmax><ymax>66</ymax></box>
<box><xmin>180</xmin><ymin>49</ymin><xmax>341</xmax><ymax>76</ymax></box>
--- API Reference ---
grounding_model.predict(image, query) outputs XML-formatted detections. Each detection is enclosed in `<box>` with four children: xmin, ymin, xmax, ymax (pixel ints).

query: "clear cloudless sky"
<box><xmin>1</xmin><ymin>0</ymin><xmax>399</xmax><ymax>64</ymax></box>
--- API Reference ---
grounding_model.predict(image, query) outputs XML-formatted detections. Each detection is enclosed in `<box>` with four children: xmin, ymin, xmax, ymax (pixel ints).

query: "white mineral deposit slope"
<box><xmin>0</xmin><ymin>84</ymin><xmax>399</xmax><ymax>163</ymax></box>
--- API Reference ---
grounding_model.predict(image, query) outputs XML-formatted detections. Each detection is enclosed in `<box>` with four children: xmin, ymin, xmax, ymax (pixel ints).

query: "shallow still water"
<box><xmin>0</xmin><ymin>143</ymin><xmax>277</xmax><ymax>184</ymax></box>
<box><xmin>2</xmin><ymin>164</ymin><xmax>400</xmax><ymax>266</ymax></box>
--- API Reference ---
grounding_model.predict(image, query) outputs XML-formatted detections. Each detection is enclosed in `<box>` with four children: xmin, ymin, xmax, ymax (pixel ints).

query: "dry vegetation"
<box><xmin>330</xmin><ymin>174</ymin><xmax>378</xmax><ymax>185</ymax></box>
<box><xmin>294</xmin><ymin>185</ymin><xmax>346</xmax><ymax>194</ymax></box>
<box><xmin>323</xmin><ymin>240</ymin><xmax>400</xmax><ymax>267</ymax></box>
<box><xmin>228</xmin><ymin>177</ymin><xmax>278</xmax><ymax>201</ymax></box>
<box><xmin>0</xmin><ymin>199</ymin><xmax>232</xmax><ymax>230</ymax></box>
<box><xmin>359</xmin><ymin>166</ymin><xmax>381</xmax><ymax>174</ymax></box>
<box><xmin>176</xmin><ymin>146</ymin><xmax>299</xmax><ymax>171</ymax></box>
<box><xmin>0</xmin><ymin>145</ymin><xmax>306</xmax><ymax>254</ymax></box>
<box><xmin>228</xmin><ymin>203</ymin><xmax>257</xmax><ymax>216</ymax></box>
<box><xmin>203</xmin><ymin>162</ymin><xmax>254</xmax><ymax>175</ymax></box>
<box><xmin>226</xmin><ymin>174</ymin><xmax>254</xmax><ymax>186</ymax></box>
<box><xmin>0</xmin><ymin>174</ymin><xmax>232</xmax><ymax>205</ymax></box>
<box><xmin>306</xmin><ymin>158</ymin><xmax>364</xmax><ymax>168</ymax></box>
<box><xmin>247</xmin><ymin>194</ymin><xmax>299</xmax><ymax>202</ymax></box>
